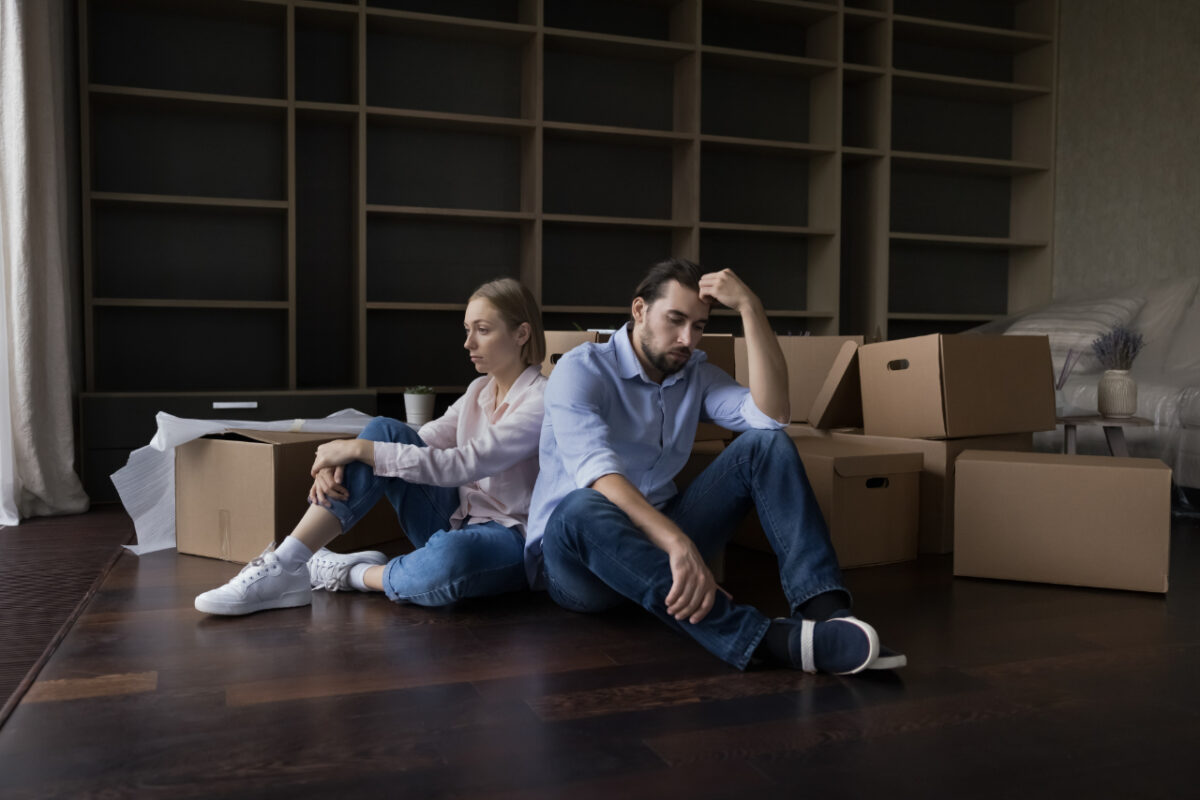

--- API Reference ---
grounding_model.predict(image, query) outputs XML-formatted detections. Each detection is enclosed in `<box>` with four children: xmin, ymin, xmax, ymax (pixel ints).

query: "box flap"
<box><xmin>939</xmin><ymin>335</ymin><xmax>1057</xmax><ymax>437</ymax></box>
<box><xmin>809</xmin><ymin>340</ymin><xmax>863</xmax><ymax>429</ymax></box>
<box><xmin>737</xmin><ymin>335</ymin><xmax>863</xmax><ymax>422</ymax></box>
<box><xmin>218</xmin><ymin>429</ymin><xmax>347</xmax><ymax>446</ymax></box>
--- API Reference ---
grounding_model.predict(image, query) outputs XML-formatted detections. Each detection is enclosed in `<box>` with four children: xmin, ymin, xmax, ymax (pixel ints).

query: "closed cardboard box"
<box><xmin>954</xmin><ymin>450</ymin><xmax>1172</xmax><ymax>593</ymax></box>
<box><xmin>176</xmin><ymin>429</ymin><xmax>399</xmax><ymax>563</ymax></box>
<box><xmin>735</xmin><ymin>436</ymin><xmax>922</xmax><ymax>569</ymax></box>
<box><xmin>826</xmin><ymin>428</ymin><xmax>1033</xmax><ymax>555</ymax></box>
<box><xmin>735</xmin><ymin>335</ymin><xmax>863</xmax><ymax>423</ymax></box>
<box><xmin>858</xmin><ymin>334</ymin><xmax>1056</xmax><ymax>439</ymax></box>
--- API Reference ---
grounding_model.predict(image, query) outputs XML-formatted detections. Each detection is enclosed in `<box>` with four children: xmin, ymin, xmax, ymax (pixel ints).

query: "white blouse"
<box><xmin>372</xmin><ymin>364</ymin><xmax>546</xmax><ymax>534</ymax></box>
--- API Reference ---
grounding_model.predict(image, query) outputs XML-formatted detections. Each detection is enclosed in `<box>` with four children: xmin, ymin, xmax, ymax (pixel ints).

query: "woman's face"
<box><xmin>463</xmin><ymin>297</ymin><xmax>528</xmax><ymax>377</ymax></box>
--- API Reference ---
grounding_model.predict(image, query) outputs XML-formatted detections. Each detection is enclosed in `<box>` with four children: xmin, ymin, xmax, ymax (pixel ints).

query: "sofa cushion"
<box><xmin>1167</xmin><ymin>292</ymin><xmax>1200</xmax><ymax>375</ymax></box>
<box><xmin>1133</xmin><ymin>277</ymin><xmax>1200</xmax><ymax>373</ymax></box>
<box><xmin>1005</xmin><ymin>294</ymin><xmax>1145</xmax><ymax>376</ymax></box>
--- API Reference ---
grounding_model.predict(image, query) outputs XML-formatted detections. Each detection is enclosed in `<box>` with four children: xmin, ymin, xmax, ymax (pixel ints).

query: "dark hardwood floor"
<box><xmin>0</xmin><ymin>507</ymin><xmax>1197</xmax><ymax>799</ymax></box>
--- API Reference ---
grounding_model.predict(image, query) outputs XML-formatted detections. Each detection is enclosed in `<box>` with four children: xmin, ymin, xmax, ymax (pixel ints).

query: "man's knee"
<box><xmin>543</xmin><ymin>488</ymin><xmax>609</xmax><ymax>554</ymax></box>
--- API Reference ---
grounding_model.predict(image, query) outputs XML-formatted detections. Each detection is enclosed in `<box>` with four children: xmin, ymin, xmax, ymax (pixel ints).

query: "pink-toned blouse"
<box><xmin>372</xmin><ymin>364</ymin><xmax>546</xmax><ymax>534</ymax></box>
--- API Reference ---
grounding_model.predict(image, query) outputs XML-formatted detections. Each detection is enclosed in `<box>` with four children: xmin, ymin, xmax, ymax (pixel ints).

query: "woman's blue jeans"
<box><xmin>540</xmin><ymin>429</ymin><xmax>848</xmax><ymax>669</ymax></box>
<box><xmin>319</xmin><ymin>417</ymin><xmax>527</xmax><ymax>606</ymax></box>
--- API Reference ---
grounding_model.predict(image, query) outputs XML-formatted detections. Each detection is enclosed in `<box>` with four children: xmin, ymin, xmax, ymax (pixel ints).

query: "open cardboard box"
<box><xmin>954</xmin><ymin>450</ymin><xmax>1172</xmax><ymax>593</ymax></box>
<box><xmin>735</xmin><ymin>335</ymin><xmax>862</xmax><ymax>424</ymax></box>
<box><xmin>857</xmin><ymin>334</ymin><xmax>1056</xmax><ymax>439</ymax></box>
<box><xmin>176</xmin><ymin>430</ymin><xmax>399</xmax><ymax>564</ymax></box>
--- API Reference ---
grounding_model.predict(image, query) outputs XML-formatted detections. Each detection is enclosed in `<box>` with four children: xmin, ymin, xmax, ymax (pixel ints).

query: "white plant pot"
<box><xmin>404</xmin><ymin>393</ymin><xmax>435</xmax><ymax>425</ymax></box>
<box><xmin>1097</xmin><ymin>369</ymin><xmax>1137</xmax><ymax>418</ymax></box>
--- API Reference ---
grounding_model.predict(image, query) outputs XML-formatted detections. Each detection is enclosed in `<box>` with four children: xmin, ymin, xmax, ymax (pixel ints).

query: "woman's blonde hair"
<box><xmin>469</xmin><ymin>278</ymin><xmax>546</xmax><ymax>367</ymax></box>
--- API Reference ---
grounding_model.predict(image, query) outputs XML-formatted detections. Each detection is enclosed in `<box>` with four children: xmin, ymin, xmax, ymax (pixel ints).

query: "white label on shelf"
<box><xmin>212</xmin><ymin>401</ymin><xmax>259</xmax><ymax>409</ymax></box>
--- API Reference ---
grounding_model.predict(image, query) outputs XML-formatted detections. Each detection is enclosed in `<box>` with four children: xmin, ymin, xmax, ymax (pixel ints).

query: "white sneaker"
<box><xmin>308</xmin><ymin>548</ymin><xmax>388</xmax><ymax>592</ymax></box>
<box><xmin>194</xmin><ymin>551</ymin><xmax>312</xmax><ymax>615</ymax></box>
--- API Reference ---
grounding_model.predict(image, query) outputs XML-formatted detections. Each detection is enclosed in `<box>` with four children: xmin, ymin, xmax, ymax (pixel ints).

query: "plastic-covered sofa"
<box><xmin>969</xmin><ymin>276</ymin><xmax>1200</xmax><ymax>507</ymax></box>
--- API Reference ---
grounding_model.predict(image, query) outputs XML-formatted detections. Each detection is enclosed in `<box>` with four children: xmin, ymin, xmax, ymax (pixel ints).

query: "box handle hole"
<box><xmin>886</xmin><ymin>359</ymin><xmax>910</xmax><ymax>372</ymax></box>
<box><xmin>865</xmin><ymin>477</ymin><xmax>889</xmax><ymax>489</ymax></box>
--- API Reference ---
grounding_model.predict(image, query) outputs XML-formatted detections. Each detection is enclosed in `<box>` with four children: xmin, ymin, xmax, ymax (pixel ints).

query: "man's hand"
<box><xmin>308</xmin><ymin>466</ymin><xmax>348</xmax><ymax>507</ymax></box>
<box><xmin>664</xmin><ymin>537</ymin><xmax>725</xmax><ymax>624</ymax></box>
<box><xmin>698</xmin><ymin>268</ymin><xmax>761</xmax><ymax>315</ymax></box>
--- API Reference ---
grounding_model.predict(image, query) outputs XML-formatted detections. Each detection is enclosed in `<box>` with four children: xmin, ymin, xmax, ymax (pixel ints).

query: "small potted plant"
<box><xmin>1090</xmin><ymin>326</ymin><xmax>1143</xmax><ymax>418</ymax></box>
<box><xmin>403</xmin><ymin>385</ymin><xmax>436</xmax><ymax>425</ymax></box>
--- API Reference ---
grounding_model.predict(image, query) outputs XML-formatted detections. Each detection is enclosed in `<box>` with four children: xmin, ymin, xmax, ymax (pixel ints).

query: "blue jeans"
<box><xmin>320</xmin><ymin>417</ymin><xmax>527</xmax><ymax>606</ymax></box>
<box><xmin>540</xmin><ymin>429</ymin><xmax>848</xmax><ymax>669</ymax></box>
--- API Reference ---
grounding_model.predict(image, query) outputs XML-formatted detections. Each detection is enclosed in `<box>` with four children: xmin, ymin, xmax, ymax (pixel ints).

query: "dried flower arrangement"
<box><xmin>1090</xmin><ymin>326</ymin><xmax>1144</xmax><ymax>371</ymax></box>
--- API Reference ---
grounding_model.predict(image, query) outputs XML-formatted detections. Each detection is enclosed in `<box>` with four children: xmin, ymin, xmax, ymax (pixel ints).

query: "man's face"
<box><xmin>632</xmin><ymin>280</ymin><xmax>710</xmax><ymax>379</ymax></box>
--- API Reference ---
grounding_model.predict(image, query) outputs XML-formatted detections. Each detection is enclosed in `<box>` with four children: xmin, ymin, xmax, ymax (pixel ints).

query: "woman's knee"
<box><xmin>359</xmin><ymin>416</ymin><xmax>421</xmax><ymax>445</ymax></box>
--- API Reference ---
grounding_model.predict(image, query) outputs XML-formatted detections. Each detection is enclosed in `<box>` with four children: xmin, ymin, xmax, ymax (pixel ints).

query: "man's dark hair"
<box><xmin>632</xmin><ymin>258</ymin><xmax>703</xmax><ymax>306</ymax></box>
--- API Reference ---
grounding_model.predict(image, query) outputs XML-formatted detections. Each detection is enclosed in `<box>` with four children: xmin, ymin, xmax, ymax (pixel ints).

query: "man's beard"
<box><xmin>639</xmin><ymin>329</ymin><xmax>691</xmax><ymax>377</ymax></box>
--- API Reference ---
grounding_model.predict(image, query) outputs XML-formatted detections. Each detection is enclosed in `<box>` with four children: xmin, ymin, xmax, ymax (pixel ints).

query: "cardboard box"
<box><xmin>542</xmin><ymin>330</ymin><xmax>600</xmax><ymax>376</ymax></box>
<box><xmin>954</xmin><ymin>450</ymin><xmax>1171</xmax><ymax>593</ymax></box>
<box><xmin>735</xmin><ymin>436</ymin><xmax>922</xmax><ymax>569</ymax></box>
<box><xmin>858</xmin><ymin>334</ymin><xmax>1056</xmax><ymax>439</ymax></box>
<box><xmin>826</xmin><ymin>428</ymin><xmax>1034</xmax><ymax>555</ymax></box>
<box><xmin>176</xmin><ymin>429</ymin><xmax>399</xmax><ymax>563</ymax></box>
<box><xmin>735</xmin><ymin>335</ymin><xmax>863</xmax><ymax>423</ymax></box>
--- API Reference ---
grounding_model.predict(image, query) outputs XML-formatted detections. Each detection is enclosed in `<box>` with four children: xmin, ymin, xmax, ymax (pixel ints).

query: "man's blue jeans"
<box><xmin>320</xmin><ymin>417</ymin><xmax>527</xmax><ymax>606</ymax></box>
<box><xmin>540</xmin><ymin>429</ymin><xmax>848</xmax><ymax>669</ymax></box>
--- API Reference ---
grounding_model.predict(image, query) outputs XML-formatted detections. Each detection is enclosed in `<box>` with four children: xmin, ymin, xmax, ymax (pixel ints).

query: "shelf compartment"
<box><xmin>93</xmin><ymin>306</ymin><xmax>288</xmax><ymax>391</ymax></box>
<box><xmin>843</xmin><ymin>73</ymin><xmax>887</xmax><ymax>150</ymax></box>
<box><xmin>893</xmin><ymin>21</ymin><xmax>1051</xmax><ymax>85</ymax></box>
<box><xmin>296</xmin><ymin>113</ymin><xmax>356</xmax><ymax>389</ymax></box>
<box><xmin>367</xmin><ymin>310</ymin><xmax>481</xmax><ymax>388</ymax></box>
<box><xmin>844</xmin><ymin>12</ymin><xmax>888</xmax><ymax>68</ymax></box>
<box><xmin>702</xmin><ymin>0</ymin><xmax>838</xmax><ymax>61</ymax></box>
<box><xmin>365</xmin><ymin>15</ymin><xmax>532</xmax><ymax>118</ymax></box>
<box><xmin>892</xmin><ymin>0</ymin><xmax>1055</xmax><ymax>36</ymax></box>
<box><xmin>91</xmin><ymin>203</ymin><xmax>286</xmax><ymax>302</ymax></box>
<box><xmin>89</xmin><ymin>94</ymin><xmax>285</xmax><ymax>200</ymax></box>
<box><xmin>543</xmin><ymin>135</ymin><xmax>676</xmax><ymax>220</ymax></box>
<box><xmin>888</xmin><ymin>241</ymin><xmax>1010</xmax><ymax>318</ymax></box>
<box><xmin>892</xmin><ymin>91</ymin><xmax>1015</xmax><ymax>161</ymax></box>
<box><xmin>366</xmin><ymin>120</ymin><xmax>525</xmax><ymax>211</ymax></box>
<box><xmin>544</xmin><ymin>0</ymin><xmax>683</xmax><ymax>43</ymax></box>
<box><xmin>541</xmin><ymin>311</ymin><xmax>631</xmax><ymax>334</ymax></box>
<box><xmin>366</xmin><ymin>216</ymin><xmax>524</xmax><ymax>304</ymax></box>
<box><xmin>893</xmin><ymin>15</ymin><xmax>1053</xmax><ymax>52</ymax></box>
<box><xmin>544</xmin><ymin>42</ymin><xmax>682</xmax><ymax>132</ymax></box>
<box><xmin>541</xmin><ymin>223</ymin><xmax>675</xmax><ymax>307</ymax></box>
<box><xmin>86</xmin><ymin>0</ymin><xmax>286</xmax><ymax>99</ymax></box>
<box><xmin>296</xmin><ymin>6</ymin><xmax>358</xmax><ymax>105</ymax></box>
<box><xmin>885</xmin><ymin>317</ymin><xmax>991</xmax><ymax>339</ymax></box>
<box><xmin>700</xmin><ymin>146</ymin><xmax>835</xmax><ymax>228</ymax></box>
<box><xmin>889</xmin><ymin>233</ymin><xmax>1048</xmax><ymax>250</ymax></box>
<box><xmin>365</xmin><ymin>0</ymin><xmax>531</xmax><ymax>25</ymax></box>
<box><xmin>890</xmin><ymin>167</ymin><xmax>1011</xmax><ymax>239</ymax></box>
<box><xmin>701</xmin><ymin>58</ymin><xmax>821</xmax><ymax>144</ymax></box>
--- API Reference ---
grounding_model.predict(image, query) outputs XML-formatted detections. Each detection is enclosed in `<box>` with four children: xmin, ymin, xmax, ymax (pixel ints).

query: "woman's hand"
<box><xmin>311</xmin><ymin>438</ymin><xmax>373</xmax><ymax>475</ymax></box>
<box><xmin>308</xmin><ymin>467</ymin><xmax>347</xmax><ymax>507</ymax></box>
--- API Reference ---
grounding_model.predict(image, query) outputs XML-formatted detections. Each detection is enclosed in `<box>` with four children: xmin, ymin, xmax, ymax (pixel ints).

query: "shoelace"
<box><xmin>232</xmin><ymin>556</ymin><xmax>273</xmax><ymax>588</ymax></box>
<box><xmin>310</xmin><ymin>557</ymin><xmax>350</xmax><ymax>591</ymax></box>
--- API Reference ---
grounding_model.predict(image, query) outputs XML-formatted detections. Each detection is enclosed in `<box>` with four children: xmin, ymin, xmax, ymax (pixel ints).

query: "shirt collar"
<box><xmin>476</xmin><ymin>363</ymin><xmax>541</xmax><ymax>414</ymax></box>
<box><xmin>611</xmin><ymin>322</ymin><xmax>706</xmax><ymax>387</ymax></box>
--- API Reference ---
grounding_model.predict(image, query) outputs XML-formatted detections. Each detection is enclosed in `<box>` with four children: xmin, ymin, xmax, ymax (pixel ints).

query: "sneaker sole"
<box><xmin>194</xmin><ymin>589</ymin><xmax>312</xmax><ymax>616</ymax></box>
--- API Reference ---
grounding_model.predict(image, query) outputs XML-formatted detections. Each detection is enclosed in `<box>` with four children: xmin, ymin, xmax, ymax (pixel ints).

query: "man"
<box><xmin>526</xmin><ymin>258</ymin><xmax>904</xmax><ymax>674</ymax></box>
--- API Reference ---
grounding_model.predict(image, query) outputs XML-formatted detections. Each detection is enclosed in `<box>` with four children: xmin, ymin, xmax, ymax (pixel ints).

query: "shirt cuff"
<box><xmin>372</xmin><ymin>441</ymin><xmax>417</xmax><ymax>477</ymax></box>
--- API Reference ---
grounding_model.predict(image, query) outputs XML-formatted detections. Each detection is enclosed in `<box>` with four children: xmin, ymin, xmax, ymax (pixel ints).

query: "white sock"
<box><xmin>349</xmin><ymin>562</ymin><xmax>376</xmax><ymax>592</ymax></box>
<box><xmin>274</xmin><ymin>536</ymin><xmax>314</xmax><ymax>571</ymax></box>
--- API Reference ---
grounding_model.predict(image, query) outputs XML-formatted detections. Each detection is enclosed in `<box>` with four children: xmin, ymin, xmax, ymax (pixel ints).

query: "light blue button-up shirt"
<box><xmin>525</xmin><ymin>322</ymin><xmax>785</xmax><ymax>586</ymax></box>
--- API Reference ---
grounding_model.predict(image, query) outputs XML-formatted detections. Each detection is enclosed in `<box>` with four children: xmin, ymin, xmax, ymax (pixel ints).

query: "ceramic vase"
<box><xmin>1097</xmin><ymin>369</ymin><xmax>1137</xmax><ymax>418</ymax></box>
<box><xmin>404</xmin><ymin>393</ymin><xmax>435</xmax><ymax>425</ymax></box>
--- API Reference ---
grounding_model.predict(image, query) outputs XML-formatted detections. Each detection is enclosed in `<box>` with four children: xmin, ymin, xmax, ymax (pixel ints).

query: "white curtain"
<box><xmin>0</xmin><ymin>0</ymin><xmax>89</xmax><ymax>525</ymax></box>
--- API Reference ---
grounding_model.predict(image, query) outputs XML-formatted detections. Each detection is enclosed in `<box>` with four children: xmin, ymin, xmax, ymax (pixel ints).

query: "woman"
<box><xmin>195</xmin><ymin>278</ymin><xmax>547</xmax><ymax>615</ymax></box>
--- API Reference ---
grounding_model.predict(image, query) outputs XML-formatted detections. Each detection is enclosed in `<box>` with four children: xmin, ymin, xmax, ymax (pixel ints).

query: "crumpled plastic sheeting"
<box><xmin>112</xmin><ymin>409</ymin><xmax>375</xmax><ymax>555</ymax></box>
